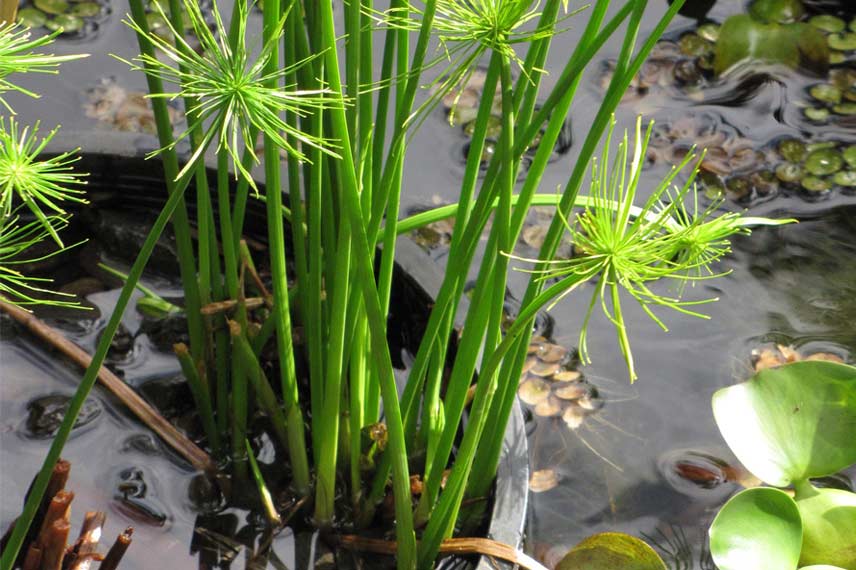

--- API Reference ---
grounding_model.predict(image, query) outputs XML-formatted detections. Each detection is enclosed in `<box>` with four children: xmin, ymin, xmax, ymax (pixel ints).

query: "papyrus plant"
<box><xmin>1</xmin><ymin>1</ymin><xmax>790</xmax><ymax>569</ymax></box>
<box><xmin>0</xmin><ymin>24</ymin><xmax>86</xmax><ymax>308</ymax></box>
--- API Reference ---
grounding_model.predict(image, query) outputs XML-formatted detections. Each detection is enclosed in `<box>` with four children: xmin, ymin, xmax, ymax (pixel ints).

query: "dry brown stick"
<box><xmin>0</xmin><ymin>299</ymin><xmax>214</xmax><ymax>472</ymax></box>
<box><xmin>21</xmin><ymin>544</ymin><xmax>42</xmax><ymax>570</ymax></box>
<box><xmin>40</xmin><ymin>519</ymin><xmax>70</xmax><ymax>570</ymax></box>
<box><xmin>1</xmin><ymin>459</ymin><xmax>71</xmax><ymax>559</ymax></box>
<box><xmin>36</xmin><ymin>490</ymin><xmax>73</xmax><ymax>550</ymax></box>
<box><xmin>66</xmin><ymin>511</ymin><xmax>106</xmax><ymax>570</ymax></box>
<box><xmin>336</xmin><ymin>535</ymin><xmax>550</xmax><ymax>570</ymax></box>
<box><xmin>200</xmin><ymin>297</ymin><xmax>266</xmax><ymax>315</ymax></box>
<box><xmin>99</xmin><ymin>528</ymin><xmax>133</xmax><ymax>570</ymax></box>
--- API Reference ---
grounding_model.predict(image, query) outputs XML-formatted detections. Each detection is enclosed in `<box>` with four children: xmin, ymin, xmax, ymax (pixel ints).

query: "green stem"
<box><xmin>175</xmin><ymin>342</ymin><xmax>220</xmax><ymax>455</ymax></box>
<box><xmin>317</xmin><ymin>2</ymin><xmax>416</xmax><ymax>567</ymax></box>
<box><xmin>263</xmin><ymin>0</ymin><xmax>310</xmax><ymax>497</ymax></box>
<box><xmin>127</xmin><ymin>0</ymin><xmax>204</xmax><ymax>362</ymax></box>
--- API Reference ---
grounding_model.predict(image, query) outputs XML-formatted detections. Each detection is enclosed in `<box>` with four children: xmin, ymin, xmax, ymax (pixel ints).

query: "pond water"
<box><xmin>1</xmin><ymin>0</ymin><xmax>855</xmax><ymax>569</ymax></box>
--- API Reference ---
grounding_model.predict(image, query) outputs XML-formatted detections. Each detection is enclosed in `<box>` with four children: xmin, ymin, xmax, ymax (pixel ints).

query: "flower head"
<box><xmin>516</xmin><ymin>117</ymin><xmax>792</xmax><ymax>381</ymax></box>
<box><xmin>0</xmin><ymin>118</ymin><xmax>88</xmax><ymax>247</ymax></box>
<box><xmin>0</xmin><ymin>22</ymin><xmax>88</xmax><ymax>113</ymax></box>
<box><xmin>376</xmin><ymin>0</ymin><xmax>580</xmax><ymax>125</ymax></box>
<box><xmin>0</xmin><ymin>212</ymin><xmax>80</xmax><ymax>307</ymax></box>
<box><xmin>119</xmin><ymin>0</ymin><xmax>342</xmax><ymax>186</ymax></box>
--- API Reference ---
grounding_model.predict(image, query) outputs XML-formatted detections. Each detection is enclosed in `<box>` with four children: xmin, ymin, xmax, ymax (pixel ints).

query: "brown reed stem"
<box><xmin>99</xmin><ymin>527</ymin><xmax>133</xmax><ymax>570</ymax></box>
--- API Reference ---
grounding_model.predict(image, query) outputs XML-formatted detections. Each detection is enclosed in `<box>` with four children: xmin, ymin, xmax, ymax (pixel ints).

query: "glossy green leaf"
<box><xmin>800</xmin><ymin>566</ymin><xmax>848</xmax><ymax>569</ymax></box>
<box><xmin>714</xmin><ymin>15</ymin><xmax>829</xmax><ymax>75</ymax></box>
<box><xmin>709</xmin><ymin>487</ymin><xmax>803</xmax><ymax>570</ymax></box>
<box><xmin>556</xmin><ymin>532</ymin><xmax>667</xmax><ymax>570</ymax></box>
<box><xmin>712</xmin><ymin>361</ymin><xmax>856</xmax><ymax>487</ymax></box>
<box><xmin>795</xmin><ymin>483</ymin><xmax>856</xmax><ymax>569</ymax></box>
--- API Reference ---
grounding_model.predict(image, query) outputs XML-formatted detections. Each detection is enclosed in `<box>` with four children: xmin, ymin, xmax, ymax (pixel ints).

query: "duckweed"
<box><xmin>810</xmin><ymin>84</ymin><xmax>842</xmax><ymax>105</ymax></box>
<box><xmin>828</xmin><ymin>33</ymin><xmax>856</xmax><ymax>51</ymax></box>
<box><xmin>16</xmin><ymin>7</ymin><xmax>47</xmax><ymax>27</ymax></box>
<box><xmin>778</xmin><ymin>139</ymin><xmax>806</xmax><ymax>163</ymax></box>
<box><xmin>809</xmin><ymin>15</ymin><xmax>846</xmax><ymax>34</ymax></box>
<box><xmin>805</xmin><ymin>148</ymin><xmax>844</xmax><ymax>176</ymax></box>
<box><xmin>775</xmin><ymin>162</ymin><xmax>802</xmax><ymax>183</ymax></box>
<box><xmin>833</xmin><ymin>171</ymin><xmax>856</xmax><ymax>187</ymax></box>
<box><xmin>801</xmin><ymin>175</ymin><xmax>830</xmax><ymax>192</ymax></box>
<box><xmin>33</xmin><ymin>0</ymin><xmax>68</xmax><ymax>15</ymax></box>
<box><xmin>45</xmin><ymin>13</ymin><xmax>83</xmax><ymax>33</ymax></box>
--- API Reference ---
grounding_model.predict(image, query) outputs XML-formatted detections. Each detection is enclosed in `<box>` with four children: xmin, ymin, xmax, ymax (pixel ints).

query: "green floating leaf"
<box><xmin>556</xmin><ymin>532</ymin><xmax>667</xmax><ymax>570</ymax></box>
<box><xmin>709</xmin><ymin>487</ymin><xmax>803</xmax><ymax>570</ymax></box>
<box><xmin>749</xmin><ymin>0</ymin><xmax>805</xmax><ymax>24</ymax></box>
<box><xmin>795</xmin><ymin>484</ymin><xmax>856</xmax><ymax>569</ymax></box>
<box><xmin>712</xmin><ymin>361</ymin><xmax>856</xmax><ymax>487</ymax></box>
<box><xmin>714</xmin><ymin>14</ymin><xmax>829</xmax><ymax>75</ymax></box>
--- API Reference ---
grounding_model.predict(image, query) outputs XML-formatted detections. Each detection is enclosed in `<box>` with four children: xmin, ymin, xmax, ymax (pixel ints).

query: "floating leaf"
<box><xmin>795</xmin><ymin>483</ymin><xmax>856</xmax><ymax>569</ymax></box>
<box><xmin>709</xmin><ymin>487</ymin><xmax>803</xmax><ymax>570</ymax></box>
<box><xmin>714</xmin><ymin>15</ymin><xmax>829</xmax><ymax>75</ymax></box>
<box><xmin>748</xmin><ymin>0</ymin><xmax>805</xmax><ymax>24</ymax></box>
<box><xmin>556</xmin><ymin>532</ymin><xmax>667</xmax><ymax>570</ymax></box>
<box><xmin>712</xmin><ymin>361</ymin><xmax>856</xmax><ymax>487</ymax></box>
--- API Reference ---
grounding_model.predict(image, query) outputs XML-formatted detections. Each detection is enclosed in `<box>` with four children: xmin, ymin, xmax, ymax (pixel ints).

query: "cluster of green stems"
<box><xmin>3</xmin><ymin>1</ymin><xmax>778</xmax><ymax>569</ymax></box>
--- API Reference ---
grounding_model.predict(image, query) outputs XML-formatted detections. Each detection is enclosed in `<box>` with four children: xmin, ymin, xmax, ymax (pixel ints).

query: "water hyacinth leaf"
<box><xmin>794</xmin><ymin>484</ymin><xmax>856</xmax><ymax>569</ymax></box>
<box><xmin>709</xmin><ymin>488</ymin><xmax>803</xmax><ymax>570</ymax></box>
<box><xmin>556</xmin><ymin>532</ymin><xmax>667</xmax><ymax>570</ymax></box>
<box><xmin>714</xmin><ymin>15</ymin><xmax>828</xmax><ymax>75</ymax></box>
<box><xmin>712</xmin><ymin>361</ymin><xmax>856</xmax><ymax>487</ymax></box>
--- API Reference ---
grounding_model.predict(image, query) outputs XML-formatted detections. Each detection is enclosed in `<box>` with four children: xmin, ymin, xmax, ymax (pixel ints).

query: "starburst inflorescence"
<box><xmin>513</xmin><ymin>117</ymin><xmax>793</xmax><ymax>380</ymax></box>
<box><xmin>0</xmin><ymin>118</ymin><xmax>88</xmax><ymax>247</ymax></box>
<box><xmin>119</xmin><ymin>0</ymin><xmax>343</xmax><ymax>187</ymax></box>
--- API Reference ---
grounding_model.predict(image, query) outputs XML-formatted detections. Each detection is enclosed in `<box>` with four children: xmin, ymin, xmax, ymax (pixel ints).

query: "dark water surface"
<box><xmin>2</xmin><ymin>0</ymin><xmax>855</xmax><ymax>568</ymax></box>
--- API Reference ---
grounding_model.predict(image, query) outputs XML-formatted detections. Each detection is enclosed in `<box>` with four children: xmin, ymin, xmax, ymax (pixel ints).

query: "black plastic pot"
<box><xmin>39</xmin><ymin>131</ymin><xmax>530</xmax><ymax>569</ymax></box>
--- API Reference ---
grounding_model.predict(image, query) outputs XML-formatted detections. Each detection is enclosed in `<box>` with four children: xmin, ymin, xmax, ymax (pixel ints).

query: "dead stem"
<box><xmin>99</xmin><ymin>528</ymin><xmax>133</xmax><ymax>570</ymax></box>
<box><xmin>66</xmin><ymin>511</ymin><xmax>106</xmax><ymax>570</ymax></box>
<box><xmin>336</xmin><ymin>535</ymin><xmax>550</xmax><ymax>570</ymax></box>
<box><xmin>40</xmin><ymin>519</ymin><xmax>70</xmax><ymax>570</ymax></box>
<box><xmin>1</xmin><ymin>459</ymin><xmax>70</xmax><ymax>566</ymax></box>
<box><xmin>0</xmin><ymin>298</ymin><xmax>214</xmax><ymax>472</ymax></box>
<box><xmin>201</xmin><ymin>297</ymin><xmax>267</xmax><ymax>315</ymax></box>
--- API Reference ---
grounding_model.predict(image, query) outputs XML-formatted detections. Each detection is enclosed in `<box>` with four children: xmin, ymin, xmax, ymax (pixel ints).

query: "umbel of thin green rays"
<box><xmin>0</xmin><ymin>212</ymin><xmax>80</xmax><ymax>307</ymax></box>
<box><xmin>374</xmin><ymin>0</ymin><xmax>579</xmax><ymax>126</ymax></box>
<box><xmin>510</xmin><ymin>117</ymin><xmax>793</xmax><ymax>381</ymax></box>
<box><xmin>118</xmin><ymin>0</ymin><xmax>343</xmax><ymax>187</ymax></box>
<box><xmin>0</xmin><ymin>22</ymin><xmax>88</xmax><ymax>113</ymax></box>
<box><xmin>0</xmin><ymin>118</ymin><xmax>88</xmax><ymax>247</ymax></box>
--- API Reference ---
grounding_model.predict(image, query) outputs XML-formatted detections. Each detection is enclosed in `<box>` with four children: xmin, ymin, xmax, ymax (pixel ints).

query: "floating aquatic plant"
<box><xmin>710</xmin><ymin>360</ymin><xmax>856</xmax><ymax>570</ymax></box>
